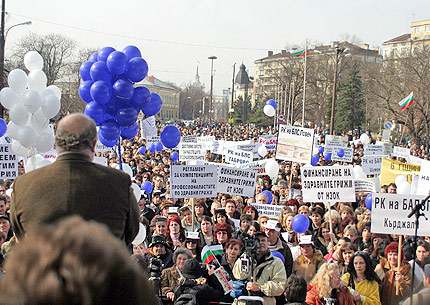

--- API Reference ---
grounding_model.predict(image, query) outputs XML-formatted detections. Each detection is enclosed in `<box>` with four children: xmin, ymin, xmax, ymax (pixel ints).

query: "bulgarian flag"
<box><xmin>292</xmin><ymin>49</ymin><xmax>307</xmax><ymax>57</ymax></box>
<box><xmin>201</xmin><ymin>244</ymin><xmax>223</xmax><ymax>264</ymax></box>
<box><xmin>399</xmin><ymin>92</ymin><xmax>414</xmax><ymax>111</ymax></box>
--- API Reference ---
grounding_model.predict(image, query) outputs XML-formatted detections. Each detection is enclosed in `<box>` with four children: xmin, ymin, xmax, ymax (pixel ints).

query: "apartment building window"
<box><xmin>426</xmin><ymin>25</ymin><xmax>430</xmax><ymax>32</ymax></box>
<box><xmin>414</xmin><ymin>27</ymin><xmax>420</xmax><ymax>34</ymax></box>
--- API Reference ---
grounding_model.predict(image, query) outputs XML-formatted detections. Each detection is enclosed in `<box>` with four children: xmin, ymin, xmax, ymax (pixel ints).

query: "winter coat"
<box><xmin>375</xmin><ymin>258</ymin><xmax>411</xmax><ymax>305</ymax></box>
<box><xmin>341</xmin><ymin>273</ymin><xmax>381</xmax><ymax>305</ymax></box>
<box><xmin>233</xmin><ymin>251</ymin><xmax>287</xmax><ymax>305</ymax></box>
<box><xmin>293</xmin><ymin>251</ymin><xmax>326</xmax><ymax>283</ymax></box>
<box><xmin>402</xmin><ymin>287</ymin><xmax>430</xmax><ymax>305</ymax></box>
<box><xmin>161</xmin><ymin>265</ymin><xmax>181</xmax><ymax>296</ymax></box>
<box><xmin>173</xmin><ymin>275</ymin><xmax>225</xmax><ymax>305</ymax></box>
<box><xmin>269</xmin><ymin>238</ymin><xmax>294</xmax><ymax>277</ymax></box>
<box><xmin>305</xmin><ymin>284</ymin><xmax>354</xmax><ymax>305</ymax></box>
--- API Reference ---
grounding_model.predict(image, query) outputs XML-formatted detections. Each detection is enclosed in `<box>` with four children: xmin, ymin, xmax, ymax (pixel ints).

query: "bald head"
<box><xmin>55</xmin><ymin>113</ymin><xmax>97</xmax><ymax>156</ymax></box>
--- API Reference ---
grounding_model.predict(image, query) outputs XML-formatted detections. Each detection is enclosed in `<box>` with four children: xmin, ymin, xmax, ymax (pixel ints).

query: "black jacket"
<box><xmin>174</xmin><ymin>274</ymin><xmax>224</xmax><ymax>305</ymax></box>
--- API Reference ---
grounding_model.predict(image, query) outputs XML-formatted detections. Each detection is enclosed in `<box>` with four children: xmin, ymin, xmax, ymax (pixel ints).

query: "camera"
<box><xmin>242</xmin><ymin>235</ymin><xmax>259</xmax><ymax>255</ymax></box>
<box><xmin>148</xmin><ymin>257</ymin><xmax>164</xmax><ymax>279</ymax></box>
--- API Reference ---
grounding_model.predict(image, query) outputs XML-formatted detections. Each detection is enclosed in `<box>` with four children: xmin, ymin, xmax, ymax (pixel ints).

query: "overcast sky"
<box><xmin>5</xmin><ymin>0</ymin><xmax>430</xmax><ymax>95</ymax></box>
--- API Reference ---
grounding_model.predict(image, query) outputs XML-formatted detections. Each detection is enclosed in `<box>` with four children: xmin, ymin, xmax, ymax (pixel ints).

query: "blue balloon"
<box><xmin>79</xmin><ymin>61</ymin><xmax>93</xmax><ymax>81</ymax></box>
<box><xmin>311</xmin><ymin>154</ymin><xmax>319</xmax><ymax>166</ymax></box>
<box><xmin>160</xmin><ymin>125</ymin><xmax>181</xmax><ymax>149</ymax></box>
<box><xmin>148</xmin><ymin>144</ymin><xmax>156</xmax><ymax>153</ymax></box>
<box><xmin>291</xmin><ymin>214</ymin><xmax>310</xmax><ymax>234</ymax></box>
<box><xmin>122</xmin><ymin>45</ymin><xmax>142</xmax><ymax>61</ymax></box>
<box><xmin>272</xmin><ymin>251</ymin><xmax>285</xmax><ymax>264</ymax></box>
<box><xmin>106</xmin><ymin>51</ymin><xmax>127</xmax><ymax>75</ymax></box>
<box><xmin>365</xmin><ymin>193</ymin><xmax>372</xmax><ymax>211</ymax></box>
<box><xmin>139</xmin><ymin>146</ymin><xmax>146</xmax><ymax>154</ymax></box>
<box><xmin>90</xmin><ymin>61</ymin><xmax>112</xmax><ymax>82</ymax></box>
<box><xmin>318</xmin><ymin>146</ymin><xmax>324</xmax><ymax>154</ymax></box>
<box><xmin>142</xmin><ymin>93</ymin><xmax>163</xmax><ymax>117</ymax></box>
<box><xmin>97</xmin><ymin>46</ymin><xmax>116</xmax><ymax>62</ymax></box>
<box><xmin>174</xmin><ymin>160</ymin><xmax>178</xmax><ymax>165</ymax></box>
<box><xmin>0</xmin><ymin>119</ymin><xmax>6</xmax><ymax>137</ymax></box>
<box><xmin>155</xmin><ymin>142</ymin><xmax>163</xmax><ymax>151</ymax></box>
<box><xmin>265</xmin><ymin>99</ymin><xmax>277</xmax><ymax>110</ymax></box>
<box><xmin>337</xmin><ymin>148</ymin><xmax>345</xmax><ymax>158</ymax></box>
<box><xmin>100</xmin><ymin>119</ymin><xmax>121</xmax><ymax>142</ymax></box>
<box><xmin>141</xmin><ymin>181</ymin><xmax>153</xmax><ymax>194</ymax></box>
<box><xmin>170</xmin><ymin>151</ymin><xmax>179</xmax><ymax>161</ymax></box>
<box><xmin>116</xmin><ymin>104</ymin><xmax>138</xmax><ymax>128</ymax></box>
<box><xmin>113</xmin><ymin>79</ymin><xmax>134</xmax><ymax>99</ymax></box>
<box><xmin>98</xmin><ymin>130</ymin><xmax>116</xmax><ymax>147</ymax></box>
<box><xmin>89</xmin><ymin>52</ymin><xmax>98</xmax><ymax>63</ymax></box>
<box><xmin>84</xmin><ymin>101</ymin><xmax>106</xmax><ymax>125</ymax></box>
<box><xmin>262</xmin><ymin>190</ymin><xmax>273</xmax><ymax>204</ymax></box>
<box><xmin>105</xmin><ymin>96</ymin><xmax>119</xmax><ymax>116</ymax></box>
<box><xmin>78</xmin><ymin>80</ymin><xmax>94</xmax><ymax>103</ymax></box>
<box><xmin>324</xmin><ymin>152</ymin><xmax>332</xmax><ymax>161</ymax></box>
<box><xmin>130</xmin><ymin>86</ymin><xmax>151</xmax><ymax>110</ymax></box>
<box><xmin>125</xmin><ymin>57</ymin><xmax>148</xmax><ymax>82</ymax></box>
<box><xmin>90</xmin><ymin>81</ymin><xmax>112</xmax><ymax>105</ymax></box>
<box><xmin>121</xmin><ymin>122</ymin><xmax>139</xmax><ymax>139</ymax></box>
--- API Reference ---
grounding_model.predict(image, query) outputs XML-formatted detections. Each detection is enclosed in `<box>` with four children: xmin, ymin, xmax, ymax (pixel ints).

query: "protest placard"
<box><xmin>380</xmin><ymin>158</ymin><xmax>421</xmax><ymax>185</ymax></box>
<box><xmin>93</xmin><ymin>156</ymin><xmax>108</xmax><ymax>166</ymax></box>
<box><xmin>331</xmin><ymin>147</ymin><xmax>353</xmax><ymax>163</ymax></box>
<box><xmin>259</xmin><ymin>135</ymin><xmax>278</xmax><ymax>151</ymax></box>
<box><xmin>236</xmin><ymin>159</ymin><xmax>268</xmax><ymax>175</ymax></box>
<box><xmin>364</xmin><ymin>145</ymin><xmax>384</xmax><ymax>156</ymax></box>
<box><xmin>408</xmin><ymin>155</ymin><xmax>423</xmax><ymax>166</ymax></box>
<box><xmin>197</xmin><ymin>136</ymin><xmax>216</xmax><ymax>151</ymax></box>
<box><xmin>217</xmin><ymin>165</ymin><xmax>257</xmax><ymax>197</ymax></box>
<box><xmin>325</xmin><ymin>135</ymin><xmax>348</xmax><ymax>146</ymax></box>
<box><xmin>301</xmin><ymin>165</ymin><xmax>355</xmax><ymax>202</ymax></box>
<box><xmin>0</xmin><ymin>144</ymin><xmax>18</xmax><ymax>179</ymax></box>
<box><xmin>146</xmin><ymin>136</ymin><xmax>161</xmax><ymax>147</ymax></box>
<box><xmin>417</xmin><ymin>160</ymin><xmax>430</xmax><ymax>196</ymax></box>
<box><xmin>95</xmin><ymin>140</ymin><xmax>113</xmax><ymax>153</ymax></box>
<box><xmin>140</xmin><ymin>116</ymin><xmax>157</xmax><ymax>139</ymax></box>
<box><xmin>382</xmin><ymin>130</ymin><xmax>391</xmax><ymax>143</ymax></box>
<box><xmin>354</xmin><ymin>179</ymin><xmax>376</xmax><ymax>193</ymax></box>
<box><xmin>249</xmin><ymin>203</ymin><xmax>284</xmax><ymax>219</ymax></box>
<box><xmin>236</xmin><ymin>143</ymin><xmax>259</xmax><ymax>159</ymax></box>
<box><xmin>371</xmin><ymin>193</ymin><xmax>430</xmax><ymax>236</ymax></box>
<box><xmin>179</xmin><ymin>143</ymin><xmax>206</xmax><ymax>162</ymax></box>
<box><xmin>276</xmin><ymin>125</ymin><xmax>314</xmax><ymax>164</ymax></box>
<box><xmin>180</xmin><ymin>135</ymin><xmax>198</xmax><ymax>143</ymax></box>
<box><xmin>225</xmin><ymin>148</ymin><xmax>253</xmax><ymax>165</ymax></box>
<box><xmin>362</xmin><ymin>156</ymin><xmax>382</xmax><ymax>175</ymax></box>
<box><xmin>393</xmin><ymin>146</ymin><xmax>411</xmax><ymax>159</ymax></box>
<box><xmin>170</xmin><ymin>165</ymin><xmax>217</xmax><ymax>198</ymax></box>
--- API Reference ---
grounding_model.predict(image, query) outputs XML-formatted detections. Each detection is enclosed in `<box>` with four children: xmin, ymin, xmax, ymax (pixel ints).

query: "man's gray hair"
<box><xmin>173</xmin><ymin>247</ymin><xmax>193</xmax><ymax>263</ymax></box>
<box><xmin>56</xmin><ymin>114</ymin><xmax>97</xmax><ymax>151</ymax></box>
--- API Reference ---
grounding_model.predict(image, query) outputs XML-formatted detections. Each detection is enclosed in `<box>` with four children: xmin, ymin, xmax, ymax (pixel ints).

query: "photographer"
<box><xmin>233</xmin><ymin>231</ymin><xmax>287</xmax><ymax>305</ymax></box>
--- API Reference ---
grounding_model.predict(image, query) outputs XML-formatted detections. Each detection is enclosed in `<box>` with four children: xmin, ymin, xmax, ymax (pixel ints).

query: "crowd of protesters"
<box><xmin>0</xmin><ymin>119</ymin><xmax>429</xmax><ymax>305</ymax></box>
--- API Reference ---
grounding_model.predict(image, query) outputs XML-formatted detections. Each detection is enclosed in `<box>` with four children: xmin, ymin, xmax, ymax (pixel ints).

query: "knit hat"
<box><xmin>182</xmin><ymin>258</ymin><xmax>202</xmax><ymax>279</ymax></box>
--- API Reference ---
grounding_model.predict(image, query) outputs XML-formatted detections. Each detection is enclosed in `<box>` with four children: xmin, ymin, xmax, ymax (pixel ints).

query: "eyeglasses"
<box><xmin>155</xmin><ymin>179</ymin><xmax>164</xmax><ymax>182</ymax></box>
<box><xmin>354</xmin><ymin>251</ymin><xmax>366</xmax><ymax>256</ymax></box>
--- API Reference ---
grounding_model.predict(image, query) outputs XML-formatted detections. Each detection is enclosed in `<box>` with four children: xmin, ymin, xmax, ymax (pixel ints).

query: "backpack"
<box><xmin>174</xmin><ymin>286</ymin><xmax>199</xmax><ymax>305</ymax></box>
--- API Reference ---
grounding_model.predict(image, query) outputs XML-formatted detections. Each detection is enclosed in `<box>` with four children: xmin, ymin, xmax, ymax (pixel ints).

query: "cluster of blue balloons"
<box><xmin>79</xmin><ymin>45</ymin><xmax>163</xmax><ymax>146</ymax></box>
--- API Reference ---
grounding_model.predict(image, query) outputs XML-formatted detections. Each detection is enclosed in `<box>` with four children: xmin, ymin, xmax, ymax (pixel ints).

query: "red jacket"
<box><xmin>306</xmin><ymin>284</ymin><xmax>355</xmax><ymax>305</ymax></box>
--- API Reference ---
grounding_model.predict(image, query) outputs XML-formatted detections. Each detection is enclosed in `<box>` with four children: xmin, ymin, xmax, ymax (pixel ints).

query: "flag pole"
<box><xmin>302</xmin><ymin>39</ymin><xmax>307</xmax><ymax>128</ymax></box>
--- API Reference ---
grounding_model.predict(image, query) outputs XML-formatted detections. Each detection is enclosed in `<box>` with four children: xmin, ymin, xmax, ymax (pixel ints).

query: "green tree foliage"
<box><xmin>334</xmin><ymin>62</ymin><xmax>365</xmax><ymax>132</ymax></box>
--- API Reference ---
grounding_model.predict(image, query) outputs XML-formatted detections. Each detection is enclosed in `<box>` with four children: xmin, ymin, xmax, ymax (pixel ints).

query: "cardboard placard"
<box><xmin>0</xmin><ymin>145</ymin><xmax>18</xmax><ymax>179</ymax></box>
<box><xmin>276</xmin><ymin>125</ymin><xmax>314</xmax><ymax>164</ymax></box>
<box><xmin>380</xmin><ymin>158</ymin><xmax>421</xmax><ymax>185</ymax></box>
<box><xmin>224</xmin><ymin>148</ymin><xmax>253</xmax><ymax>165</ymax></box>
<box><xmin>170</xmin><ymin>165</ymin><xmax>217</xmax><ymax>198</ymax></box>
<box><xmin>140</xmin><ymin>116</ymin><xmax>157</xmax><ymax>139</ymax></box>
<box><xmin>364</xmin><ymin>144</ymin><xmax>384</xmax><ymax>156</ymax></box>
<box><xmin>249</xmin><ymin>202</ymin><xmax>284</xmax><ymax>219</ymax></box>
<box><xmin>417</xmin><ymin>160</ymin><xmax>430</xmax><ymax>196</ymax></box>
<box><xmin>354</xmin><ymin>179</ymin><xmax>376</xmax><ymax>193</ymax></box>
<box><xmin>259</xmin><ymin>135</ymin><xmax>278</xmax><ymax>151</ymax></box>
<box><xmin>179</xmin><ymin>143</ymin><xmax>206</xmax><ymax>162</ymax></box>
<box><xmin>393</xmin><ymin>146</ymin><xmax>411</xmax><ymax>159</ymax></box>
<box><xmin>217</xmin><ymin>165</ymin><xmax>257</xmax><ymax>197</ymax></box>
<box><xmin>362</xmin><ymin>156</ymin><xmax>382</xmax><ymax>175</ymax></box>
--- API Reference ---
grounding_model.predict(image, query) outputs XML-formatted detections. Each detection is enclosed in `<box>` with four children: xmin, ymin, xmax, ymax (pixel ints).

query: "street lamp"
<box><xmin>208</xmin><ymin>55</ymin><xmax>217</xmax><ymax>122</ymax></box>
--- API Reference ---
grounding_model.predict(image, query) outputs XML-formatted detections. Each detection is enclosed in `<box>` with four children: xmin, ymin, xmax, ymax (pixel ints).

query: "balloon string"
<box><xmin>118</xmin><ymin>137</ymin><xmax>123</xmax><ymax>170</ymax></box>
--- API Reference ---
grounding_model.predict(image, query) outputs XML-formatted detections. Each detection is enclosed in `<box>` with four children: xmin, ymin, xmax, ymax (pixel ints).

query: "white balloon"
<box><xmin>47</xmin><ymin>85</ymin><xmax>61</xmax><ymax>100</ymax></box>
<box><xmin>36</xmin><ymin>132</ymin><xmax>55</xmax><ymax>153</ymax></box>
<box><xmin>395</xmin><ymin>175</ymin><xmax>407</xmax><ymax>186</ymax></box>
<box><xmin>36</xmin><ymin>159</ymin><xmax>53</xmax><ymax>169</ymax></box>
<box><xmin>7</xmin><ymin>69</ymin><xmax>28</xmax><ymax>94</ymax></box>
<box><xmin>112</xmin><ymin>163</ymin><xmax>133</xmax><ymax>178</ymax></box>
<box><xmin>265</xmin><ymin>158</ymin><xmax>279</xmax><ymax>178</ymax></box>
<box><xmin>41</xmin><ymin>94</ymin><xmax>61</xmax><ymax>119</ymax></box>
<box><xmin>27</xmin><ymin>69</ymin><xmax>47</xmax><ymax>92</ymax></box>
<box><xmin>11</xmin><ymin>140</ymin><xmax>31</xmax><ymax>156</ymax></box>
<box><xmin>24</xmin><ymin>51</ymin><xmax>44</xmax><ymax>71</ymax></box>
<box><xmin>131</xmin><ymin>183</ymin><xmax>141</xmax><ymax>202</ymax></box>
<box><xmin>0</xmin><ymin>87</ymin><xmax>19</xmax><ymax>109</ymax></box>
<box><xmin>258</xmin><ymin>145</ymin><xmax>268</xmax><ymax>158</ymax></box>
<box><xmin>7</xmin><ymin>121</ymin><xmax>20</xmax><ymax>139</ymax></box>
<box><xmin>18</xmin><ymin>126</ymin><xmax>37</xmax><ymax>148</ymax></box>
<box><xmin>9</xmin><ymin>103</ymin><xmax>29</xmax><ymax>126</ymax></box>
<box><xmin>40</xmin><ymin>88</ymin><xmax>55</xmax><ymax>99</ymax></box>
<box><xmin>263</xmin><ymin>104</ymin><xmax>276</xmax><ymax>117</ymax></box>
<box><xmin>353</xmin><ymin>165</ymin><xmax>365</xmax><ymax>179</ymax></box>
<box><xmin>397</xmin><ymin>181</ymin><xmax>411</xmax><ymax>195</ymax></box>
<box><xmin>30</xmin><ymin>111</ymin><xmax>49</xmax><ymax>133</ymax></box>
<box><xmin>360</xmin><ymin>133</ymin><xmax>370</xmax><ymax>145</ymax></box>
<box><xmin>22</xmin><ymin>89</ymin><xmax>42</xmax><ymax>113</ymax></box>
<box><xmin>25</xmin><ymin>154</ymin><xmax>45</xmax><ymax>172</ymax></box>
<box><xmin>132</xmin><ymin>223</ymin><xmax>147</xmax><ymax>245</ymax></box>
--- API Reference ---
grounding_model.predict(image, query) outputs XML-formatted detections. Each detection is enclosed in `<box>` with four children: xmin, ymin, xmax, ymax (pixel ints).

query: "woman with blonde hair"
<box><xmin>306</xmin><ymin>263</ymin><xmax>354</xmax><ymax>305</ymax></box>
<box><xmin>278</xmin><ymin>206</ymin><xmax>292</xmax><ymax>231</ymax></box>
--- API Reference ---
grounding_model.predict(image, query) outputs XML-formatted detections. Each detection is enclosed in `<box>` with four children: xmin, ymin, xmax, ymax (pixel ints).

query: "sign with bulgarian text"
<box><xmin>0</xmin><ymin>144</ymin><xmax>18</xmax><ymax>179</ymax></box>
<box><xmin>259</xmin><ymin>135</ymin><xmax>278</xmax><ymax>151</ymax></box>
<box><xmin>140</xmin><ymin>116</ymin><xmax>157</xmax><ymax>139</ymax></box>
<box><xmin>380</xmin><ymin>158</ymin><xmax>420</xmax><ymax>185</ymax></box>
<box><xmin>179</xmin><ymin>143</ymin><xmax>206</xmax><ymax>162</ymax></box>
<box><xmin>417</xmin><ymin>160</ymin><xmax>430</xmax><ymax>196</ymax></box>
<box><xmin>236</xmin><ymin>159</ymin><xmax>268</xmax><ymax>175</ymax></box>
<box><xmin>217</xmin><ymin>165</ymin><xmax>256</xmax><ymax>197</ymax></box>
<box><xmin>393</xmin><ymin>146</ymin><xmax>411</xmax><ymax>159</ymax></box>
<box><xmin>371</xmin><ymin>193</ymin><xmax>430</xmax><ymax>236</ymax></box>
<box><xmin>225</xmin><ymin>148</ymin><xmax>253</xmax><ymax>165</ymax></box>
<box><xmin>301</xmin><ymin>165</ymin><xmax>355</xmax><ymax>202</ymax></box>
<box><xmin>331</xmin><ymin>147</ymin><xmax>353</xmax><ymax>163</ymax></box>
<box><xmin>364</xmin><ymin>144</ymin><xmax>384</xmax><ymax>156</ymax></box>
<box><xmin>249</xmin><ymin>203</ymin><xmax>284</xmax><ymax>219</ymax></box>
<box><xmin>276</xmin><ymin>125</ymin><xmax>314</xmax><ymax>164</ymax></box>
<box><xmin>354</xmin><ymin>179</ymin><xmax>376</xmax><ymax>193</ymax></box>
<box><xmin>170</xmin><ymin>165</ymin><xmax>217</xmax><ymax>198</ymax></box>
<box><xmin>362</xmin><ymin>156</ymin><xmax>382</xmax><ymax>175</ymax></box>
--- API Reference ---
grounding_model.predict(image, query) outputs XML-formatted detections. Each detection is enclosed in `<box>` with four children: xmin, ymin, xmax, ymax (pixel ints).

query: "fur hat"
<box><xmin>182</xmin><ymin>258</ymin><xmax>202</xmax><ymax>279</ymax></box>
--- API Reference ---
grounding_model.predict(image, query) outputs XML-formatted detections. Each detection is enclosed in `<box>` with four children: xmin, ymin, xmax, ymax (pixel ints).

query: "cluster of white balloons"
<box><xmin>265</xmin><ymin>158</ymin><xmax>279</xmax><ymax>178</ymax></box>
<box><xmin>395</xmin><ymin>175</ymin><xmax>411</xmax><ymax>195</ymax></box>
<box><xmin>0</xmin><ymin>51</ymin><xmax>61</xmax><ymax>161</ymax></box>
<box><xmin>353</xmin><ymin>165</ymin><xmax>367</xmax><ymax>179</ymax></box>
<box><xmin>359</xmin><ymin>133</ymin><xmax>370</xmax><ymax>145</ymax></box>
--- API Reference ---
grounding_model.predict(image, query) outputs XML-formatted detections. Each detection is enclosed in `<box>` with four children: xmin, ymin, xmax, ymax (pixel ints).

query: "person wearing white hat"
<box><xmin>292</xmin><ymin>235</ymin><xmax>326</xmax><ymax>284</ymax></box>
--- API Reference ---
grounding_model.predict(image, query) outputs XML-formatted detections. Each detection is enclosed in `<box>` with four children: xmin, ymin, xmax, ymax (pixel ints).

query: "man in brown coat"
<box><xmin>10</xmin><ymin>113</ymin><xmax>140</xmax><ymax>246</ymax></box>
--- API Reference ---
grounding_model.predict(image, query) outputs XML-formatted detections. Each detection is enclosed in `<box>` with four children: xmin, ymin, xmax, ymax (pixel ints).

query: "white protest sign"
<box><xmin>364</xmin><ymin>144</ymin><xmax>384</xmax><ymax>156</ymax></box>
<box><xmin>214</xmin><ymin>267</ymin><xmax>233</xmax><ymax>294</ymax></box>
<box><xmin>197</xmin><ymin>136</ymin><xmax>215</xmax><ymax>151</ymax></box>
<box><xmin>301</xmin><ymin>165</ymin><xmax>355</xmax><ymax>202</ymax></box>
<box><xmin>212</xmin><ymin>140</ymin><xmax>223</xmax><ymax>155</ymax></box>
<box><xmin>146</xmin><ymin>136</ymin><xmax>161</xmax><ymax>147</ymax></box>
<box><xmin>354</xmin><ymin>179</ymin><xmax>376</xmax><ymax>193</ymax></box>
<box><xmin>276</xmin><ymin>125</ymin><xmax>314</xmax><ymax>164</ymax></box>
<box><xmin>236</xmin><ymin>143</ymin><xmax>259</xmax><ymax>159</ymax></box>
<box><xmin>170</xmin><ymin>165</ymin><xmax>217</xmax><ymax>198</ymax></box>
<box><xmin>95</xmin><ymin>140</ymin><xmax>113</xmax><ymax>153</ymax></box>
<box><xmin>180</xmin><ymin>135</ymin><xmax>198</xmax><ymax>144</ymax></box>
<box><xmin>41</xmin><ymin>150</ymin><xmax>58</xmax><ymax>162</ymax></box>
<box><xmin>225</xmin><ymin>148</ymin><xmax>253</xmax><ymax>165</ymax></box>
<box><xmin>217</xmin><ymin>165</ymin><xmax>257</xmax><ymax>197</ymax></box>
<box><xmin>362</xmin><ymin>156</ymin><xmax>382</xmax><ymax>175</ymax></box>
<box><xmin>259</xmin><ymin>135</ymin><xmax>278</xmax><ymax>151</ymax></box>
<box><xmin>179</xmin><ymin>143</ymin><xmax>206</xmax><ymax>162</ymax></box>
<box><xmin>325</xmin><ymin>135</ymin><xmax>348</xmax><ymax>146</ymax></box>
<box><xmin>417</xmin><ymin>160</ymin><xmax>430</xmax><ymax>196</ymax></box>
<box><xmin>250</xmin><ymin>202</ymin><xmax>284</xmax><ymax>219</ymax></box>
<box><xmin>382</xmin><ymin>129</ymin><xmax>391</xmax><ymax>143</ymax></box>
<box><xmin>331</xmin><ymin>147</ymin><xmax>353</xmax><ymax>163</ymax></box>
<box><xmin>408</xmin><ymin>155</ymin><xmax>423</xmax><ymax>166</ymax></box>
<box><xmin>93</xmin><ymin>156</ymin><xmax>108</xmax><ymax>166</ymax></box>
<box><xmin>0</xmin><ymin>145</ymin><xmax>18</xmax><ymax>179</ymax></box>
<box><xmin>393</xmin><ymin>146</ymin><xmax>411</xmax><ymax>159</ymax></box>
<box><xmin>237</xmin><ymin>159</ymin><xmax>268</xmax><ymax>175</ymax></box>
<box><xmin>371</xmin><ymin>193</ymin><xmax>430</xmax><ymax>236</ymax></box>
<box><xmin>288</xmin><ymin>188</ymin><xmax>302</xmax><ymax>199</ymax></box>
<box><xmin>140</xmin><ymin>116</ymin><xmax>157</xmax><ymax>139</ymax></box>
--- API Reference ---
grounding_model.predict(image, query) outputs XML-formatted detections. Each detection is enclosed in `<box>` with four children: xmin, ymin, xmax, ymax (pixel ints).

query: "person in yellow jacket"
<box><xmin>342</xmin><ymin>251</ymin><xmax>382</xmax><ymax>305</ymax></box>
<box><xmin>233</xmin><ymin>231</ymin><xmax>287</xmax><ymax>305</ymax></box>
